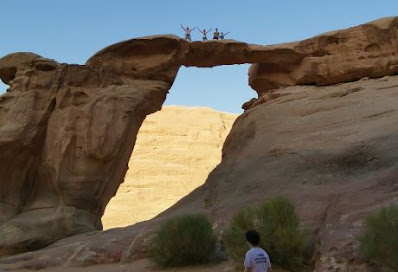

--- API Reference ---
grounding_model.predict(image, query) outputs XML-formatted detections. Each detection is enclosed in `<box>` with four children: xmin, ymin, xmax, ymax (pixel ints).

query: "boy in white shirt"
<box><xmin>244</xmin><ymin>230</ymin><xmax>272</xmax><ymax>272</ymax></box>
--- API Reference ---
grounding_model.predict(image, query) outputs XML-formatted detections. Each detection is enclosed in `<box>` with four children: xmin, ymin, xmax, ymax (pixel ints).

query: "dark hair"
<box><xmin>245</xmin><ymin>229</ymin><xmax>260</xmax><ymax>246</ymax></box>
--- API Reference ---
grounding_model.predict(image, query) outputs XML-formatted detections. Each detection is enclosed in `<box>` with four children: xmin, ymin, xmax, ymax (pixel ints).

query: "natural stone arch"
<box><xmin>0</xmin><ymin>16</ymin><xmax>397</xmax><ymax>259</ymax></box>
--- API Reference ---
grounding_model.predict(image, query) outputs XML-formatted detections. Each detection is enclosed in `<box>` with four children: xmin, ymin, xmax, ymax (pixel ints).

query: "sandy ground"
<box><xmin>17</xmin><ymin>259</ymin><xmax>294</xmax><ymax>272</ymax></box>
<box><xmin>18</xmin><ymin>259</ymin><xmax>236</xmax><ymax>272</ymax></box>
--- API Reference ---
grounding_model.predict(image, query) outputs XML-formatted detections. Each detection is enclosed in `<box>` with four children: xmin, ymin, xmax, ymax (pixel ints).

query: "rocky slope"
<box><xmin>206</xmin><ymin>75</ymin><xmax>398</xmax><ymax>271</ymax></box>
<box><xmin>0</xmin><ymin>16</ymin><xmax>397</xmax><ymax>271</ymax></box>
<box><xmin>102</xmin><ymin>106</ymin><xmax>237</xmax><ymax>229</ymax></box>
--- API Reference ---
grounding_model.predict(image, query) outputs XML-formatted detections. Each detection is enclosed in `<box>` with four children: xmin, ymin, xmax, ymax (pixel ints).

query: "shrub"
<box><xmin>359</xmin><ymin>204</ymin><xmax>398</xmax><ymax>271</ymax></box>
<box><xmin>150</xmin><ymin>213</ymin><xmax>217</xmax><ymax>268</ymax></box>
<box><xmin>222</xmin><ymin>207</ymin><xmax>256</xmax><ymax>265</ymax></box>
<box><xmin>257</xmin><ymin>197</ymin><xmax>309</xmax><ymax>270</ymax></box>
<box><xmin>223</xmin><ymin>197</ymin><xmax>310</xmax><ymax>271</ymax></box>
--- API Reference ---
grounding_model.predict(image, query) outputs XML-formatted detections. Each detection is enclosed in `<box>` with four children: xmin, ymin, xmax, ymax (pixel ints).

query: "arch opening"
<box><xmin>102</xmin><ymin>65</ymin><xmax>255</xmax><ymax>229</ymax></box>
<box><xmin>166</xmin><ymin>65</ymin><xmax>256</xmax><ymax>113</ymax></box>
<box><xmin>0</xmin><ymin>81</ymin><xmax>9</xmax><ymax>95</ymax></box>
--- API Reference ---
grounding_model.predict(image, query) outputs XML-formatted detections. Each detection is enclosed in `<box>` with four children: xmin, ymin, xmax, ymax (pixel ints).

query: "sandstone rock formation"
<box><xmin>249</xmin><ymin>17</ymin><xmax>398</xmax><ymax>95</ymax></box>
<box><xmin>0</xmin><ymin>16</ymin><xmax>397</xmax><ymax>271</ymax></box>
<box><xmin>2</xmin><ymin>75</ymin><xmax>397</xmax><ymax>272</ymax></box>
<box><xmin>87</xmin><ymin>17</ymin><xmax>398</xmax><ymax>96</ymax></box>
<box><xmin>206</xmin><ymin>75</ymin><xmax>398</xmax><ymax>271</ymax></box>
<box><xmin>102</xmin><ymin>106</ymin><xmax>237</xmax><ymax>229</ymax></box>
<box><xmin>0</xmin><ymin>53</ymin><xmax>170</xmax><ymax>257</ymax></box>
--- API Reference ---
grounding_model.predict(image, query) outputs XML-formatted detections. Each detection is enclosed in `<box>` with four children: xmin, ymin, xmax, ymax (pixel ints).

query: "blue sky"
<box><xmin>0</xmin><ymin>0</ymin><xmax>396</xmax><ymax>113</ymax></box>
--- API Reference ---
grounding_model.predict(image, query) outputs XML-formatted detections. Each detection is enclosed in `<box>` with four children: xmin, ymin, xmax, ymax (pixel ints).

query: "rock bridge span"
<box><xmin>0</xmin><ymin>17</ymin><xmax>397</xmax><ymax>258</ymax></box>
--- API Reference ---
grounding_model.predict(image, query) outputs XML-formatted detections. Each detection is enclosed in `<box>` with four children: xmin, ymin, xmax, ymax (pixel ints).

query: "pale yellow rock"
<box><xmin>102</xmin><ymin>106</ymin><xmax>237</xmax><ymax>229</ymax></box>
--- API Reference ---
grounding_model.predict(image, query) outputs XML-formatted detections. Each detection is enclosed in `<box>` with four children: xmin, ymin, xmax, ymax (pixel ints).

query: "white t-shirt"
<box><xmin>244</xmin><ymin>247</ymin><xmax>272</xmax><ymax>272</ymax></box>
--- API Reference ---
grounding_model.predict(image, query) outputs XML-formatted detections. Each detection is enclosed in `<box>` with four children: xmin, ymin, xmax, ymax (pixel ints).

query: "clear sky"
<box><xmin>0</xmin><ymin>0</ymin><xmax>396</xmax><ymax>113</ymax></box>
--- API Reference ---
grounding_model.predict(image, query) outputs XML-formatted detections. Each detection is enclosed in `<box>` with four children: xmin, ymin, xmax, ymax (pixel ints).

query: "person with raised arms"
<box><xmin>180</xmin><ymin>24</ymin><xmax>197</xmax><ymax>41</ymax></box>
<box><xmin>198</xmin><ymin>28</ymin><xmax>212</xmax><ymax>41</ymax></box>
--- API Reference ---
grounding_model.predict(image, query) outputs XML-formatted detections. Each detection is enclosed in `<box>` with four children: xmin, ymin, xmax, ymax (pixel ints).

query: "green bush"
<box><xmin>222</xmin><ymin>207</ymin><xmax>256</xmax><ymax>265</ymax></box>
<box><xmin>257</xmin><ymin>197</ymin><xmax>309</xmax><ymax>269</ymax></box>
<box><xmin>359</xmin><ymin>204</ymin><xmax>398</xmax><ymax>271</ymax></box>
<box><xmin>150</xmin><ymin>214</ymin><xmax>217</xmax><ymax>268</ymax></box>
<box><xmin>223</xmin><ymin>197</ymin><xmax>310</xmax><ymax>271</ymax></box>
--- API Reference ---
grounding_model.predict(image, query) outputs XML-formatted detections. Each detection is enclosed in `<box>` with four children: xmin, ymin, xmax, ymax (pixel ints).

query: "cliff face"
<box><xmin>0</xmin><ymin>16</ymin><xmax>397</xmax><ymax>272</ymax></box>
<box><xmin>206</xmin><ymin>75</ymin><xmax>398</xmax><ymax>271</ymax></box>
<box><xmin>102</xmin><ymin>106</ymin><xmax>237</xmax><ymax>229</ymax></box>
<box><xmin>0</xmin><ymin>53</ymin><xmax>170</xmax><ymax>257</ymax></box>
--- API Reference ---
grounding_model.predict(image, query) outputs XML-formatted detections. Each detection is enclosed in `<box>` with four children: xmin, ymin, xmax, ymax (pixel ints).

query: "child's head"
<box><xmin>245</xmin><ymin>229</ymin><xmax>260</xmax><ymax>246</ymax></box>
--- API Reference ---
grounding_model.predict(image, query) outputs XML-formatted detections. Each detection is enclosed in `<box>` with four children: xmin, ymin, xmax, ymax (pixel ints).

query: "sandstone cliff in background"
<box><xmin>102</xmin><ymin>106</ymin><xmax>237</xmax><ymax>229</ymax></box>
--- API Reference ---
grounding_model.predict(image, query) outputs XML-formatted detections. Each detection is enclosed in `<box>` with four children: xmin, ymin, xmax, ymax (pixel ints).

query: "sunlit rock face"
<box><xmin>0</xmin><ymin>16</ymin><xmax>397</xmax><ymax>272</ymax></box>
<box><xmin>102</xmin><ymin>106</ymin><xmax>237</xmax><ymax>229</ymax></box>
<box><xmin>88</xmin><ymin>17</ymin><xmax>398</xmax><ymax>97</ymax></box>
<box><xmin>248</xmin><ymin>17</ymin><xmax>398</xmax><ymax>96</ymax></box>
<box><xmin>0</xmin><ymin>53</ymin><xmax>170</xmax><ymax>257</ymax></box>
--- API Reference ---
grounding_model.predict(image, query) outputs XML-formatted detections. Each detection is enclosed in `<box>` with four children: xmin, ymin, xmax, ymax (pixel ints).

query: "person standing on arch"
<box><xmin>213</xmin><ymin>28</ymin><xmax>220</xmax><ymax>40</ymax></box>
<box><xmin>220</xmin><ymin>32</ymin><xmax>230</xmax><ymax>40</ymax></box>
<box><xmin>180</xmin><ymin>24</ymin><xmax>197</xmax><ymax>41</ymax></box>
<box><xmin>198</xmin><ymin>28</ymin><xmax>212</xmax><ymax>41</ymax></box>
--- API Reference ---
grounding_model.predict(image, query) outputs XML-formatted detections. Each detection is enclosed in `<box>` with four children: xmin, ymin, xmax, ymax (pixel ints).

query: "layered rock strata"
<box><xmin>102</xmin><ymin>106</ymin><xmax>237</xmax><ymax>229</ymax></box>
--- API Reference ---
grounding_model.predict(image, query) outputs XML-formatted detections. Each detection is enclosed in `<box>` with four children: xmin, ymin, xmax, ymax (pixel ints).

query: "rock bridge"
<box><xmin>0</xmin><ymin>16</ymin><xmax>397</xmax><ymax>259</ymax></box>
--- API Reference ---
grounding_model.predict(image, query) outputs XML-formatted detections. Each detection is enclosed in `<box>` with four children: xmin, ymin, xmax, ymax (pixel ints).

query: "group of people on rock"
<box><xmin>181</xmin><ymin>24</ymin><xmax>230</xmax><ymax>41</ymax></box>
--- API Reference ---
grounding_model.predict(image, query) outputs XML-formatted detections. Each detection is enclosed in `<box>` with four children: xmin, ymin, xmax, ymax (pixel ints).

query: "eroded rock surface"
<box><xmin>206</xmin><ymin>76</ymin><xmax>398</xmax><ymax>271</ymax></box>
<box><xmin>0</xmin><ymin>16</ymin><xmax>397</xmax><ymax>271</ymax></box>
<box><xmin>0</xmin><ymin>54</ymin><xmax>169</xmax><ymax>257</ymax></box>
<box><xmin>87</xmin><ymin>17</ymin><xmax>398</xmax><ymax>96</ymax></box>
<box><xmin>249</xmin><ymin>17</ymin><xmax>398</xmax><ymax>95</ymax></box>
<box><xmin>2</xmin><ymin>76</ymin><xmax>397</xmax><ymax>272</ymax></box>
